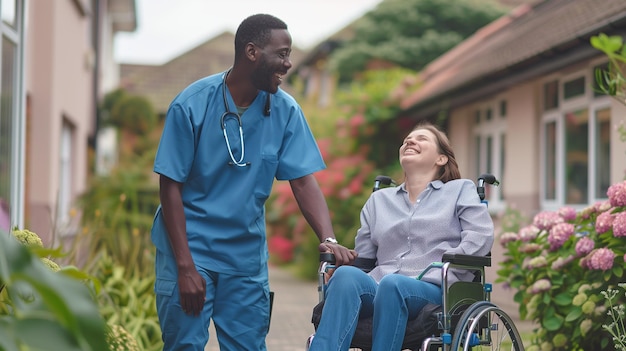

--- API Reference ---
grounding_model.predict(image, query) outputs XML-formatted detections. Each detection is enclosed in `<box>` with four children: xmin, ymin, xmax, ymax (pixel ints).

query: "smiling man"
<box><xmin>150</xmin><ymin>13</ymin><xmax>357</xmax><ymax>351</ymax></box>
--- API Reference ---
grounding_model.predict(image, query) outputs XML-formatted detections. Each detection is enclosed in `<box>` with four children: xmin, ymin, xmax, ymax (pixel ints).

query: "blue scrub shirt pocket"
<box><xmin>155</xmin><ymin>278</ymin><xmax>176</xmax><ymax>297</ymax></box>
<box><xmin>255</xmin><ymin>154</ymin><xmax>279</xmax><ymax>200</ymax></box>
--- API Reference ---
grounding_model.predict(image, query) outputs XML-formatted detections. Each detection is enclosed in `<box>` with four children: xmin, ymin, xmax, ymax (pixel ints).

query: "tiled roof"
<box><xmin>120</xmin><ymin>31</ymin><xmax>236</xmax><ymax>113</ymax></box>
<box><xmin>120</xmin><ymin>31</ymin><xmax>305</xmax><ymax>114</ymax></box>
<box><xmin>400</xmin><ymin>0</ymin><xmax>626</xmax><ymax>113</ymax></box>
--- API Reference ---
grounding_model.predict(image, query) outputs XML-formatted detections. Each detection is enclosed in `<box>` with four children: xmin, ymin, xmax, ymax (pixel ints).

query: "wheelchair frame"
<box><xmin>306</xmin><ymin>175</ymin><xmax>525</xmax><ymax>351</ymax></box>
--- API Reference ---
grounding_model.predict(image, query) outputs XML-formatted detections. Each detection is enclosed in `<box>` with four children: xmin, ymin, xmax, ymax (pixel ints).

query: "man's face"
<box><xmin>251</xmin><ymin>29</ymin><xmax>292</xmax><ymax>93</ymax></box>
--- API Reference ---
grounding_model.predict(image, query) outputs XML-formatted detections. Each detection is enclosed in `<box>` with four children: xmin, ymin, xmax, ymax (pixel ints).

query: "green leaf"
<box><xmin>0</xmin><ymin>318</ymin><xmax>20</xmax><ymax>351</ymax></box>
<box><xmin>565</xmin><ymin>307</ymin><xmax>583</xmax><ymax>322</ymax></box>
<box><xmin>590</xmin><ymin>33</ymin><xmax>623</xmax><ymax>54</ymax></box>
<box><xmin>554</xmin><ymin>293</ymin><xmax>573</xmax><ymax>306</ymax></box>
<box><xmin>14</xmin><ymin>317</ymin><xmax>85</xmax><ymax>351</ymax></box>
<box><xmin>0</xmin><ymin>233</ymin><xmax>108</xmax><ymax>351</ymax></box>
<box><xmin>543</xmin><ymin>293</ymin><xmax>552</xmax><ymax>304</ymax></box>
<box><xmin>612</xmin><ymin>264</ymin><xmax>623</xmax><ymax>277</ymax></box>
<box><xmin>542</xmin><ymin>314</ymin><xmax>564</xmax><ymax>331</ymax></box>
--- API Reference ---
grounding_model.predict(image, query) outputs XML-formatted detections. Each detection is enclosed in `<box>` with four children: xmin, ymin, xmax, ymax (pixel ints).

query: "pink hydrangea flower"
<box><xmin>575</xmin><ymin>237</ymin><xmax>594</xmax><ymax>256</ymax></box>
<box><xmin>499</xmin><ymin>232</ymin><xmax>518</xmax><ymax>246</ymax></box>
<box><xmin>530</xmin><ymin>279</ymin><xmax>551</xmax><ymax>294</ymax></box>
<box><xmin>548</xmin><ymin>222</ymin><xmax>575</xmax><ymax>250</ymax></box>
<box><xmin>580</xmin><ymin>255</ymin><xmax>591</xmax><ymax>269</ymax></box>
<box><xmin>595</xmin><ymin>200</ymin><xmax>612</xmax><ymax>213</ymax></box>
<box><xmin>519</xmin><ymin>225</ymin><xmax>540</xmax><ymax>242</ymax></box>
<box><xmin>551</xmin><ymin>255</ymin><xmax>575</xmax><ymax>270</ymax></box>
<box><xmin>607</xmin><ymin>181</ymin><xmax>626</xmax><ymax>207</ymax></box>
<box><xmin>533</xmin><ymin>211</ymin><xmax>563</xmax><ymax>231</ymax></box>
<box><xmin>558</xmin><ymin>206</ymin><xmax>577</xmax><ymax>221</ymax></box>
<box><xmin>526</xmin><ymin>256</ymin><xmax>547</xmax><ymax>269</ymax></box>
<box><xmin>588</xmin><ymin>248</ymin><xmax>616</xmax><ymax>271</ymax></box>
<box><xmin>580</xmin><ymin>205</ymin><xmax>595</xmax><ymax>219</ymax></box>
<box><xmin>613</xmin><ymin>212</ymin><xmax>626</xmax><ymax>237</ymax></box>
<box><xmin>595</xmin><ymin>211</ymin><xmax>615</xmax><ymax>234</ymax></box>
<box><xmin>519</xmin><ymin>243</ymin><xmax>542</xmax><ymax>254</ymax></box>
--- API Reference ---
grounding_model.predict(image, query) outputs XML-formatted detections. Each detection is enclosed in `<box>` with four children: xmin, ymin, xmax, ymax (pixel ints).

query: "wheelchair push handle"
<box><xmin>477</xmin><ymin>173</ymin><xmax>500</xmax><ymax>201</ymax></box>
<box><xmin>373</xmin><ymin>175</ymin><xmax>395</xmax><ymax>192</ymax></box>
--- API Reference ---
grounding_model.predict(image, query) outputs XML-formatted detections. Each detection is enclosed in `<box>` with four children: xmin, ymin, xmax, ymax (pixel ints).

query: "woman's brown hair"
<box><xmin>411</xmin><ymin>121</ymin><xmax>461</xmax><ymax>182</ymax></box>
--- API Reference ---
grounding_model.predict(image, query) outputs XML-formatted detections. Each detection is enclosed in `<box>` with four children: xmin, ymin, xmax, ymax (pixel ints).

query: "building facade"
<box><xmin>1</xmin><ymin>0</ymin><xmax>136</xmax><ymax>245</ymax></box>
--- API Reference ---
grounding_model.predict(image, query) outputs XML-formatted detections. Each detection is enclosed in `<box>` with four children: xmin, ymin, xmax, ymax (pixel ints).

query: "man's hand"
<box><xmin>318</xmin><ymin>242</ymin><xmax>357</xmax><ymax>266</ymax></box>
<box><xmin>177</xmin><ymin>267</ymin><xmax>206</xmax><ymax>316</ymax></box>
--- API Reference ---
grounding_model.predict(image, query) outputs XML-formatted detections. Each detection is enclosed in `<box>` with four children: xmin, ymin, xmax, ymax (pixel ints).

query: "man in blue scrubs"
<box><xmin>151</xmin><ymin>14</ymin><xmax>357</xmax><ymax>350</ymax></box>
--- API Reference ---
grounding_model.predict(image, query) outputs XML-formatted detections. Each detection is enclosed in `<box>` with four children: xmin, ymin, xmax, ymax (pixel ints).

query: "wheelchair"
<box><xmin>305</xmin><ymin>175</ymin><xmax>525</xmax><ymax>351</ymax></box>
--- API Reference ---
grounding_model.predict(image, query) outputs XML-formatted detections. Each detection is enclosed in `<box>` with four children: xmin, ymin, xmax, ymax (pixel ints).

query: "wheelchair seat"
<box><xmin>310</xmin><ymin>253</ymin><xmax>492</xmax><ymax>351</ymax></box>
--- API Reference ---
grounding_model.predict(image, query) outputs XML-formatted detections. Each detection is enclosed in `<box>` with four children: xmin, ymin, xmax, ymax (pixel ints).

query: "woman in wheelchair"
<box><xmin>308</xmin><ymin>122</ymin><xmax>494</xmax><ymax>351</ymax></box>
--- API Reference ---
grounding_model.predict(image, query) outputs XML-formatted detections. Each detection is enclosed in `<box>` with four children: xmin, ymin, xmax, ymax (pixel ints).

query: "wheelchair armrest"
<box><xmin>319</xmin><ymin>252</ymin><xmax>336</xmax><ymax>263</ymax></box>
<box><xmin>442</xmin><ymin>253</ymin><xmax>491</xmax><ymax>267</ymax></box>
<box><xmin>318</xmin><ymin>253</ymin><xmax>376</xmax><ymax>273</ymax></box>
<box><xmin>354</xmin><ymin>257</ymin><xmax>376</xmax><ymax>272</ymax></box>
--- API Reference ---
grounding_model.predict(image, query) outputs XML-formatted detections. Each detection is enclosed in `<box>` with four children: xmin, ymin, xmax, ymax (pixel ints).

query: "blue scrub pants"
<box><xmin>154</xmin><ymin>250</ymin><xmax>270</xmax><ymax>351</ymax></box>
<box><xmin>309</xmin><ymin>265</ymin><xmax>442</xmax><ymax>351</ymax></box>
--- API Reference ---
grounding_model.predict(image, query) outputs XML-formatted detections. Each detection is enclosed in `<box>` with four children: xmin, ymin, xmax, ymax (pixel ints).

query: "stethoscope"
<box><xmin>220</xmin><ymin>69</ymin><xmax>271</xmax><ymax>167</ymax></box>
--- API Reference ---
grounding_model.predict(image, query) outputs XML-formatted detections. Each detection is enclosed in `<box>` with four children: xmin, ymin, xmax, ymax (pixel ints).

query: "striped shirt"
<box><xmin>354</xmin><ymin>179</ymin><xmax>494</xmax><ymax>285</ymax></box>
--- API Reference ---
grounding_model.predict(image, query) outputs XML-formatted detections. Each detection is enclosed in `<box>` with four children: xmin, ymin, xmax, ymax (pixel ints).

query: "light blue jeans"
<box><xmin>309</xmin><ymin>265</ymin><xmax>442</xmax><ymax>351</ymax></box>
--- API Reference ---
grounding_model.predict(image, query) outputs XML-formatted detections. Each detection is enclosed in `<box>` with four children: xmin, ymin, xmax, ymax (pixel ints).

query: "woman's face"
<box><xmin>399</xmin><ymin>128</ymin><xmax>445</xmax><ymax>169</ymax></box>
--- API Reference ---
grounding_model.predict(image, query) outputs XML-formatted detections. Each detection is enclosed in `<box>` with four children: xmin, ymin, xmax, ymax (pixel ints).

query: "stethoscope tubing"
<box><xmin>221</xmin><ymin>69</ymin><xmax>248</xmax><ymax>167</ymax></box>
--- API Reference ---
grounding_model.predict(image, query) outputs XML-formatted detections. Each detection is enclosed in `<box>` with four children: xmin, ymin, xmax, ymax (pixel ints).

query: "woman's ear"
<box><xmin>436</xmin><ymin>155</ymin><xmax>449</xmax><ymax>166</ymax></box>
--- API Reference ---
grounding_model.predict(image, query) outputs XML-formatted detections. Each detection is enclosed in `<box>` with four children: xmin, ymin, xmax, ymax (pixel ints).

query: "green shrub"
<box><xmin>496</xmin><ymin>180</ymin><xmax>626</xmax><ymax>350</ymax></box>
<box><xmin>0</xmin><ymin>230</ymin><xmax>108</xmax><ymax>351</ymax></box>
<box><xmin>105</xmin><ymin>323</ymin><xmax>141</xmax><ymax>351</ymax></box>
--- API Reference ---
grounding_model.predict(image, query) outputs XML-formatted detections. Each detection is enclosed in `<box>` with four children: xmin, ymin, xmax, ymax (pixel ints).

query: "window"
<box><xmin>595</xmin><ymin>108</ymin><xmax>611</xmax><ymax>197</ymax></box>
<box><xmin>57</xmin><ymin>121</ymin><xmax>74</xmax><ymax>235</ymax></box>
<box><xmin>543</xmin><ymin>121</ymin><xmax>557</xmax><ymax>201</ymax></box>
<box><xmin>473</xmin><ymin>100</ymin><xmax>507</xmax><ymax>210</ymax></box>
<box><xmin>0</xmin><ymin>1</ymin><xmax>25</xmax><ymax>230</ymax></box>
<box><xmin>541</xmin><ymin>67</ymin><xmax>611</xmax><ymax>208</ymax></box>
<box><xmin>563</xmin><ymin>77</ymin><xmax>586</xmax><ymax>100</ymax></box>
<box><xmin>0</xmin><ymin>35</ymin><xmax>17</xmax><ymax>232</ymax></box>
<box><xmin>1</xmin><ymin>0</ymin><xmax>16</xmax><ymax>28</ymax></box>
<box><xmin>564</xmin><ymin>109</ymin><xmax>588</xmax><ymax>204</ymax></box>
<box><xmin>544</xmin><ymin>80</ymin><xmax>559</xmax><ymax>111</ymax></box>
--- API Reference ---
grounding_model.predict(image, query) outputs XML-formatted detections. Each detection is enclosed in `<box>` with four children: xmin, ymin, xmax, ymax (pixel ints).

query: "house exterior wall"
<box><xmin>22</xmin><ymin>0</ymin><xmax>134</xmax><ymax>244</ymax></box>
<box><xmin>499</xmin><ymin>82</ymin><xmax>540</xmax><ymax>216</ymax></box>
<box><xmin>445</xmin><ymin>56</ymin><xmax>626</xmax><ymax>221</ymax></box>
<box><xmin>447</xmin><ymin>106</ymin><xmax>472</xmax><ymax>176</ymax></box>
<box><xmin>611</xmin><ymin>99</ymin><xmax>626</xmax><ymax>182</ymax></box>
<box><xmin>25</xmin><ymin>0</ymin><xmax>94</xmax><ymax>243</ymax></box>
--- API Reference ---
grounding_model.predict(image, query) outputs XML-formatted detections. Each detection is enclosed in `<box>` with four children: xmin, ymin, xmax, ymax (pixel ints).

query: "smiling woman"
<box><xmin>114</xmin><ymin>0</ymin><xmax>384</xmax><ymax>64</ymax></box>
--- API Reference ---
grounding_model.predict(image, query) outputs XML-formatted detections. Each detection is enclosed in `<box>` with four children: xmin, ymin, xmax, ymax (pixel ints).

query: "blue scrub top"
<box><xmin>151</xmin><ymin>71</ymin><xmax>326</xmax><ymax>275</ymax></box>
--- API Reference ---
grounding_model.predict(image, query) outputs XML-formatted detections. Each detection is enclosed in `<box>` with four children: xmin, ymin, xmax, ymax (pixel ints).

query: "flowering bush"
<box><xmin>497</xmin><ymin>180</ymin><xmax>626</xmax><ymax>350</ymax></box>
<box><xmin>106</xmin><ymin>323</ymin><xmax>140</xmax><ymax>351</ymax></box>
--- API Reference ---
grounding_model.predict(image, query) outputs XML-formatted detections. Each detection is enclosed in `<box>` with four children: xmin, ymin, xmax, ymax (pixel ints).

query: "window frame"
<box><xmin>540</xmin><ymin>64</ymin><xmax>612</xmax><ymax>210</ymax></box>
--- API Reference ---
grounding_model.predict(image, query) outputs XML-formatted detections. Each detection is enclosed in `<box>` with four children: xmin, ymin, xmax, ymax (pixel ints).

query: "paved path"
<box><xmin>206</xmin><ymin>252</ymin><xmax>535</xmax><ymax>350</ymax></box>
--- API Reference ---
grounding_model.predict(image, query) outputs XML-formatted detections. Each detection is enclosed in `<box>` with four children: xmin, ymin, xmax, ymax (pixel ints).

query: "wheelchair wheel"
<box><xmin>450</xmin><ymin>301</ymin><xmax>524</xmax><ymax>351</ymax></box>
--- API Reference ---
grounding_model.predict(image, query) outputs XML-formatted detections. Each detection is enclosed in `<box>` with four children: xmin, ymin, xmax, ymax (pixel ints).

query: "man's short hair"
<box><xmin>235</xmin><ymin>14</ymin><xmax>288</xmax><ymax>57</ymax></box>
